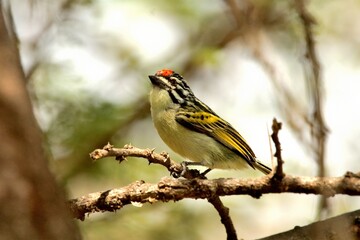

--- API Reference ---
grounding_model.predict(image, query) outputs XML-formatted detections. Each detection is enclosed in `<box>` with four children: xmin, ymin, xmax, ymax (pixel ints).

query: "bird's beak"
<box><xmin>148</xmin><ymin>75</ymin><xmax>169</xmax><ymax>90</ymax></box>
<box><xmin>148</xmin><ymin>75</ymin><xmax>159</xmax><ymax>86</ymax></box>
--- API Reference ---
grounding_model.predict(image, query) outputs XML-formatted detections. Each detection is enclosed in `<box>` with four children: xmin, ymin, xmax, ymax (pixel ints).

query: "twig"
<box><xmin>271</xmin><ymin>118</ymin><xmax>284</xmax><ymax>179</ymax></box>
<box><xmin>90</xmin><ymin>143</ymin><xmax>200</xmax><ymax>179</ymax></box>
<box><xmin>24</xmin><ymin>0</ymin><xmax>75</xmax><ymax>81</ymax></box>
<box><xmin>69</xmin><ymin>171</ymin><xmax>360</xmax><ymax>220</ymax></box>
<box><xmin>207</xmin><ymin>196</ymin><xmax>237</xmax><ymax>240</ymax></box>
<box><xmin>294</xmin><ymin>0</ymin><xmax>329</xmax><ymax>218</ymax></box>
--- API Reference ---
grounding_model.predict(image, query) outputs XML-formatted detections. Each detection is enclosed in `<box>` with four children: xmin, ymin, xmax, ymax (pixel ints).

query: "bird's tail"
<box><xmin>255</xmin><ymin>160</ymin><xmax>272</xmax><ymax>175</ymax></box>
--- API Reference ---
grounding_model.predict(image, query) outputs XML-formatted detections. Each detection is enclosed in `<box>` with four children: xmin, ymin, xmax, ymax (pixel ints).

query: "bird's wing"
<box><xmin>175</xmin><ymin>110</ymin><xmax>256</xmax><ymax>168</ymax></box>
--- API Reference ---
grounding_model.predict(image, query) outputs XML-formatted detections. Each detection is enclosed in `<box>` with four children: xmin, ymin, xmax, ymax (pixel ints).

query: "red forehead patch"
<box><xmin>155</xmin><ymin>69</ymin><xmax>174</xmax><ymax>77</ymax></box>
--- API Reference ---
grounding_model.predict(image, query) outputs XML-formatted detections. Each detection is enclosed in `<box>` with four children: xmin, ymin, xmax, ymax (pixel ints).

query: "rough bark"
<box><xmin>69</xmin><ymin>161</ymin><xmax>360</xmax><ymax>220</ymax></box>
<box><xmin>260</xmin><ymin>209</ymin><xmax>360</xmax><ymax>240</ymax></box>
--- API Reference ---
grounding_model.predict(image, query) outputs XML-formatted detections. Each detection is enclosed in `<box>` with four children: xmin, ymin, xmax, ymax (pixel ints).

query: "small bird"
<box><xmin>148</xmin><ymin>69</ymin><xmax>271</xmax><ymax>175</ymax></box>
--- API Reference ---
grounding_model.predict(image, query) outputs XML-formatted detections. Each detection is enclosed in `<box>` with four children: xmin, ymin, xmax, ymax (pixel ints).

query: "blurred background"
<box><xmin>8</xmin><ymin>0</ymin><xmax>360</xmax><ymax>239</ymax></box>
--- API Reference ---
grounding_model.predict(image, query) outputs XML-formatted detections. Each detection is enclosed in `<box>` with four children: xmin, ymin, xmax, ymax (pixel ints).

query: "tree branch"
<box><xmin>90</xmin><ymin>143</ymin><xmax>210</xmax><ymax>179</ymax></box>
<box><xmin>259</xmin><ymin>209</ymin><xmax>360</xmax><ymax>240</ymax></box>
<box><xmin>69</xmin><ymin>170</ymin><xmax>360</xmax><ymax>220</ymax></box>
<box><xmin>71</xmin><ymin>142</ymin><xmax>360</xmax><ymax>220</ymax></box>
<box><xmin>207</xmin><ymin>196</ymin><xmax>237</xmax><ymax>240</ymax></box>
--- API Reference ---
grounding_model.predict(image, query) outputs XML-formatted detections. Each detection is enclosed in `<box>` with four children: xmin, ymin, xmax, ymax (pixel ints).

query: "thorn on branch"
<box><xmin>115</xmin><ymin>155</ymin><xmax>127</xmax><ymax>163</ymax></box>
<box><xmin>160</xmin><ymin>151</ymin><xmax>171</xmax><ymax>165</ymax></box>
<box><xmin>123</xmin><ymin>144</ymin><xmax>133</xmax><ymax>149</ymax></box>
<box><xmin>146</xmin><ymin>148</ymin><xmax>156</xmax><ymax>165</ymax></box>
<box><xmin>104</xmin><ymin>142</ymin><xmax>114</xmax><ymax>151</ymax></box>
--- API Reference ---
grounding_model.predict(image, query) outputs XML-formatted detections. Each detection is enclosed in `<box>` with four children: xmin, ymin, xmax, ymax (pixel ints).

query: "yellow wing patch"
<box><xmin>175</xmin><ymin>110</ymin><xmax>256</xmax><ymax>168</ymax></box>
